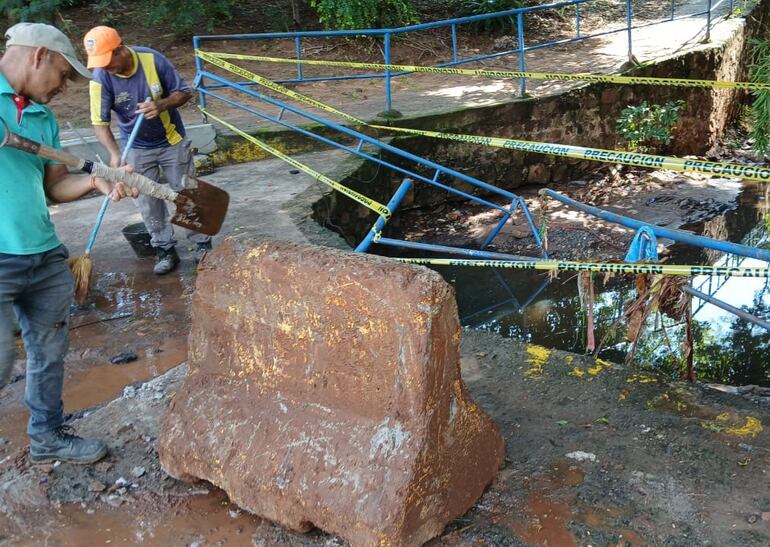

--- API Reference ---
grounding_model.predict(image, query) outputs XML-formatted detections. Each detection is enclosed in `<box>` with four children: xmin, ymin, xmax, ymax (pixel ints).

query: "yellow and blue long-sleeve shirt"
<box><xmin>89</xmin><ymin>46</ymin><xmax>190</xmax><ymax>149</ymax></box>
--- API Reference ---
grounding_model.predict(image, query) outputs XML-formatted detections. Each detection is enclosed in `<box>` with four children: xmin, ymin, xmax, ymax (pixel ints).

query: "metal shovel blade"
<box><xmin>171</xmin><ymin>176</ymin><xmax>229</xmax><ymax>236</ymax></box>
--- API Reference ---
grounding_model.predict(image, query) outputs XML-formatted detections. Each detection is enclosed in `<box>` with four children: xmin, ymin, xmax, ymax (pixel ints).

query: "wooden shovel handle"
<box><xmin>1</xmin><ymin>122</ymin><xmax>178</xmax><ymax>202</ymax></box>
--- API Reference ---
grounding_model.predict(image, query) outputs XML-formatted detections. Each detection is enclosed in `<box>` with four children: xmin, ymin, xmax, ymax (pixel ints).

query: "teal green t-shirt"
<box><xmin>0</xmin><ymin>71</ymin><xmax>62</xmax><ymax>255</ymax></box>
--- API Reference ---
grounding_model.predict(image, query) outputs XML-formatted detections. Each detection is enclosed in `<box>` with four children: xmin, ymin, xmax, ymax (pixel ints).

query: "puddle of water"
<box><xmin>0</xmin><ymin>262</ymin><xmax>192</xmax><ymax>452</ymax></box>
<box><xmin>63</xmin><ymin>337</ymin><xmax>187</xmax><ymax>414</ymax></box>
<box><xmin>10</xmin><ymin>489</ymin><xmax>262</xmax><ymax>547</ymax></box>
<box><xmin>549</xmin><ymin>462</ymin><xmax>585</xmax><ymax>487</ymax></box>
<box><xmin>434</xmin><ymin>181</ymin><xmax>770</xmax><ymax>387</ymax></box>
<box><xmin>505</xmin><ymin>494</ymin><xmax>577</xmax><ymax>547</ymax></box>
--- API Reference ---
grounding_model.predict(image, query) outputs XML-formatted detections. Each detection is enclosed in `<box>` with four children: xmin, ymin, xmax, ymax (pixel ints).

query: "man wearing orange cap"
<box><xmin>84</xmin><ymin>26</ymin><xmax>212</xmax><ymax>275</ymax></box>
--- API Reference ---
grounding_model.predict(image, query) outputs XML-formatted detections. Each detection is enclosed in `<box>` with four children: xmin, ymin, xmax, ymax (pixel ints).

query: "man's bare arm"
<box><xmin>44</xmin><ymin>163</ymin><xmax>137</xmax><ymax>203</ymax></box>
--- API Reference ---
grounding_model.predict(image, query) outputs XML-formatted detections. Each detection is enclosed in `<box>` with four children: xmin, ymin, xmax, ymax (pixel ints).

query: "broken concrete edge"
<box><xmin>158</xmin><ymin>239</ymin><xmax>504</xmax><ymax>546</ymax></box>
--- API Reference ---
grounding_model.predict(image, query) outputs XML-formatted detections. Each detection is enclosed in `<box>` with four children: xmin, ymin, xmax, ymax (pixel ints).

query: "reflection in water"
<box><xmin>439</xmin><ymin>181</ymin><xmax>770</xmax><ymax>387</ymax></box>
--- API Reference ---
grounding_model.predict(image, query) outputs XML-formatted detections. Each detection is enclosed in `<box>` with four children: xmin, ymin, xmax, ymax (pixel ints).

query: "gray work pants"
<box><xmin>127</xmin><ymin>139</ymin><xmax>211</xmax><ymax>251</ymax></box>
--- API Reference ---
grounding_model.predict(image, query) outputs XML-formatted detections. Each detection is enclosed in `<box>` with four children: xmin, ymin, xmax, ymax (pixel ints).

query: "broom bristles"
<box><xmin>69</xmin><ymin>254</ymin><xmax>93</xmax><ymax>305</ymax></box>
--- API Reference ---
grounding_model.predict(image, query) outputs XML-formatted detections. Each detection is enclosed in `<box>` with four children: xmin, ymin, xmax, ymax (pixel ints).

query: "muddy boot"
<box><xmin>153</xmin><ymin>247</ymin><xmax>180</xmax><ymax>275</ymax></box>
<box><xmin>194</xmin><ymin>241</ymin><xmax>212</xmax><ymax>265</ymax></box>
<box><xmin>29</xmin><ymin>426</ymin><xmax>107</xmax><ymax>465</ymax></box>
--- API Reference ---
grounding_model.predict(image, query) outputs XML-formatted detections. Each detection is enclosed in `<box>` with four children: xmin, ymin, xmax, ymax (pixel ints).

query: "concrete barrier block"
<box><xmin>159</xmin><ymin>238</ymin><xmax>503</xmax><ymax>546</ymax></box>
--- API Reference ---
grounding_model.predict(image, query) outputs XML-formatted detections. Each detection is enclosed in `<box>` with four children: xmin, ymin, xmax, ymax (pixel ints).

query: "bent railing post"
<box><xmin>355</xmin><ymin>178</ymin><xmax>413</xmax><ymax>253</ymax></box>
<box><xmin>543</xmin><ymin>189</ymin><xmax>770</xmax><ymax>262</ymax></box>
<box><xmin>375</xmin><ymin>237</ymin><xmax>534</xmax><ymax>260</ymax></box>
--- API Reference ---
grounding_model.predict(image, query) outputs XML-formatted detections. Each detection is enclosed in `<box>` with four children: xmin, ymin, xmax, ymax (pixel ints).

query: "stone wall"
<box><xmin>314</xmin><ymin>0</ymin><xmax>770</xmax><ymax>247</ymax></box>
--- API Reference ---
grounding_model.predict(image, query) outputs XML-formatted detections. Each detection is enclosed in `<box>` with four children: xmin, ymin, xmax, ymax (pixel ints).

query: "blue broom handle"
<box><xmin>84</xmin><ymin>101</ymin><xmax>149</xmax><ymax>253</ymax></box>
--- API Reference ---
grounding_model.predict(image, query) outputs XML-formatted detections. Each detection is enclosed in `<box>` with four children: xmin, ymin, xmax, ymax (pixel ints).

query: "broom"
<box><xmin>69</xmin><ymin>108</ymin><xmax>148</xmax><ymax>304</ymax></box>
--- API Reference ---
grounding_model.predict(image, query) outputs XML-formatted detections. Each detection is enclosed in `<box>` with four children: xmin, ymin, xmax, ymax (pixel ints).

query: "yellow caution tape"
<box><xmin>199</xmin><ymin>50</ymin><xmax>770</xmax><ymax>91</ymax></box>
<box><xmin>396</xmin><ymin>257</ymin><xmax>770</xmax><ymax>277</ymax></box>
<box><xmin>200</xmin><ymin>108</ymin><xmax>391</xmax><ymax>218</ymax></box>
<box><xmin>195</xmin><ymin>54</ymin><xmax>770</xmax><ymax>277</ymax></box>
<box><xmin>196</xmin><ymin>50</ymin><xmax>770</xmax><ymax>183</ymax></box>
<box><xmin>372</xmin><ymin>125</ymin><xmax>770</xmax><ymax>183</ymax></box>
<box><xmin>197</xmin><ymin>50</ymin><xmax>367</xmax><ymax>126</ymax></box>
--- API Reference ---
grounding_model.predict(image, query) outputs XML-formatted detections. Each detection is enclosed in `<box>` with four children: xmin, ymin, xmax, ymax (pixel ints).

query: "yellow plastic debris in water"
<box><xmin>525</xmin><ymin>344</ymin><xmax>551</xmax><ymax>379</ymax></box>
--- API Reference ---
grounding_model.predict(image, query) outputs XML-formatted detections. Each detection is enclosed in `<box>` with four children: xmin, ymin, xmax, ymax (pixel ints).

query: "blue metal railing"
<box><xmin>194</xmin><ymin>0</ymin><xmax>738</xmax><ymax>113</ymax></box>
<box><xmin>196</xmin><ymin>67</ymin><xmax>546</xmax><ymax>260</ymax></box>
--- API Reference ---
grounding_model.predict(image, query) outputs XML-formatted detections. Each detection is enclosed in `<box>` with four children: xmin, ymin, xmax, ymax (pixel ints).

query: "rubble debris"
<box><xmin>110</xmin><ymin>351</ymin><xmax>139</xmax><ymax>365</ymax></box>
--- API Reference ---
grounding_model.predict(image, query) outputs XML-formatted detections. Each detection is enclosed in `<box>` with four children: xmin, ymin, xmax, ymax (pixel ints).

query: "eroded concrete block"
<box><xmin>159</xmin><ymin>239</ymin><xmax>503</xmax><ymax>546</ymax></box>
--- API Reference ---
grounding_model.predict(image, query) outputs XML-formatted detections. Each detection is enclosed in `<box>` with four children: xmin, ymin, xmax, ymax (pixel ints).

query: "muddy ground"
<box><xmin>0</xmin><ymin>254</ymin><xmax>768</xmax><ymax>545</ymax></box>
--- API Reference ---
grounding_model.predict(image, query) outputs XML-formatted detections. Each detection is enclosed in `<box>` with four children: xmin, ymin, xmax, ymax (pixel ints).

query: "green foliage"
<box><xmin>450</xmin><ymin>0</ymin><xmax>524</xmax><ymax>33</ymax></box>
<box><xmin>263</xmin><ymin>5</ymin><xmax>292</xmax><ymax>33</ymax></box>
<box><xmin>93</xmin><ymin>0</ymin><xmax>119</xmax><ymax>27</ymax></box>
<box><xmin>750</xmin><ymin>38</ymin><xmax>770</xmax><ymax>156</ymax></box>
<box><xmin>731</xmin><ymin>0</ymin><xmax>759</xmax><ymax>17</ymax></box>
<box><xmin>144</xmin><ymin>0</ymin><xmax>234</xmax><ymax>35</ymax></box>
<box><xmin>0</xmin><ymin>0</ymin><xmax>73</xmax><ymax>24</ymax></box>
<box><xmin>615</xmin><ymin>100</ymin><xmax>685</xmax><ymax>153</ymax></box>
<box><xmin>310</xmin><ymin>0</ymin><xmax>419</xmax><ymax>30</ymax></box>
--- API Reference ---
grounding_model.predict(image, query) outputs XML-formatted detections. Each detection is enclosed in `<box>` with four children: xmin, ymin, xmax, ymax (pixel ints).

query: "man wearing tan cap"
<box><xmin>85</xmin><ymin>26</ymin><xmax>212</xmax><ymax>275</ymax></box>
<box><xmin>0</xmin><ymin>23</ymin><xmax>137</xmax><ymax>464</ymax></box>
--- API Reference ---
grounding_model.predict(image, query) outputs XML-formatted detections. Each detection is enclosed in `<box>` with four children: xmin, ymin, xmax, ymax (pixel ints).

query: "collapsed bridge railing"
<box><xmin>191</xmin><ymin>23</ymin><xmax>770</xmax><ymax>335</ymax></box>
<box><xmin>194</xmin><ymin>55</ymin><xmax>547</xmax><ymax>262</ymax></box>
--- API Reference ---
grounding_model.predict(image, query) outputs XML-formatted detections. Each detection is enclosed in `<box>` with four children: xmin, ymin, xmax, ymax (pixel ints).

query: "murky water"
<box><xmin>437</xmin><ymin>181</ymin><xmax>770</xmax><ymax>387</ymax></box>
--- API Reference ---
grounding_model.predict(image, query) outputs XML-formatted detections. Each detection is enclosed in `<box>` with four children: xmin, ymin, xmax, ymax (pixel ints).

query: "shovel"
<box><xmin>0</xmin><ymin>119</ymin><xmax>229</xmax><ymax>236</ymax></box>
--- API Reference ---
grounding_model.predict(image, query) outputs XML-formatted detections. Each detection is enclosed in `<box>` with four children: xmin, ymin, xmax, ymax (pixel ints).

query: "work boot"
<box><xmin>153</xmin><ymin>247</ymin><xmax>180</xmax><ymax>275</ymax></box>
<box><xmin>194</xmin><ymin>241</ymin><xmax>213</xmax><ymax>265</ymax></box>
<box><xmin>29</xmin><ymin>425</ymin><xmax>107</xmax><ymax>465</ymax></box>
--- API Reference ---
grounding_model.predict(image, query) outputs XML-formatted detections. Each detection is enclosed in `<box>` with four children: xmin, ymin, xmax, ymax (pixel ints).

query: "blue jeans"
<box><xmin>0</xmin><ymin>245</ymin><xmax>72</xmax><ymax>435</ymax></box>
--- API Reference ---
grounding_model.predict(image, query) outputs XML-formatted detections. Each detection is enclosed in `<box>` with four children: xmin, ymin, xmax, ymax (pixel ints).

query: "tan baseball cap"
<box><xmin>5</xmin><ymin>22</ymin><xmax>92</xmax><ymax>81</ymax></box>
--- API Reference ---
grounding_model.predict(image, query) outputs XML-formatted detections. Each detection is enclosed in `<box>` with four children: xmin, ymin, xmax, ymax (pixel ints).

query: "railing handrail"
<box><xmin>194</xmin><ymin>0</ymin><xmax>593</xmax><ymax>41</ymax></box>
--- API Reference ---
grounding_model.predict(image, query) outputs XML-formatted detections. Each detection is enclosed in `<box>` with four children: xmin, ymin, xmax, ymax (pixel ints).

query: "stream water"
<box><xmin>432</xmin><ymin>180</ymin><xmax>770</xmax><ymax>387</ymax></box>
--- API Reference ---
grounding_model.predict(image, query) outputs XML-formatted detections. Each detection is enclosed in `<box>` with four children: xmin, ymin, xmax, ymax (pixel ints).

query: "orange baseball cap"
<box><xmin>83</xmin><ymin>26</ymin><xmax>122</xmax><ymax>69</ymax></box>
